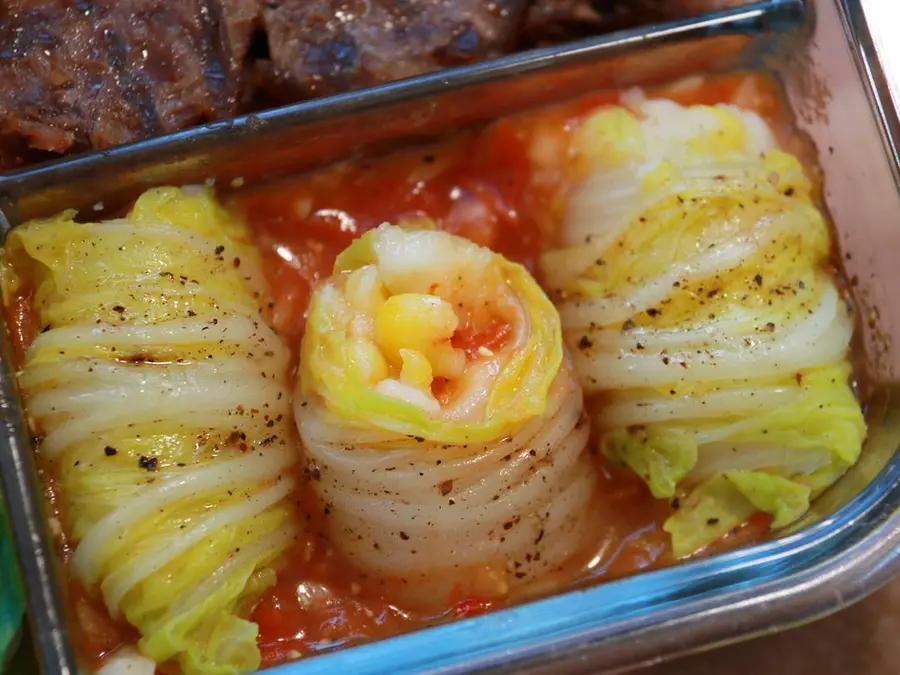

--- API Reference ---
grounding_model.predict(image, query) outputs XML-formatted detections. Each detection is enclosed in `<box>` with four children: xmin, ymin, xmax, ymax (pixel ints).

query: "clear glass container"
<box><xmin>2</xmin><ymin>1</ymin><xmax>899</xmax><ymax>673</ymax></box>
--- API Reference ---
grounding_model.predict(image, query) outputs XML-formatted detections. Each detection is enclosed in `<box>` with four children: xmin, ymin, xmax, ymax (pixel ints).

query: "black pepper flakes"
<box><xmin>305</xmin><ymin>461</ymin><xmax>321</xmax><ymax>481</ymax></box>
<box><xmin>706</xmin><ymin>517</ymin><xmax>720</xmax><ymax>526</ymax></box>
<box><xmin>104</xmin><ymin>446</ymin><xmax>118</xmax><ymax>457</ymax></box>
<box><xmin>138</xmin><ymin>455</ymin><xmax>158</xmax><ymax>471</ymax></box>
<box><xmin>578</xmin><ymin>335</ymin><xmax>593</xmax><ymax>350</ymax></box>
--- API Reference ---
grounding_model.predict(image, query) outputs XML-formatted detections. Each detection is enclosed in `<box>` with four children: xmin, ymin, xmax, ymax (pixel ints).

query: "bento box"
<box><xmin>2</xmin><ymin>0</ymin><xmax>900</xmax><ymax>673</ymax></box>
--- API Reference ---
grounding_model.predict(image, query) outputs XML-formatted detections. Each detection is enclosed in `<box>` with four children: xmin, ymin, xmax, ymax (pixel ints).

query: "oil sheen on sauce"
<box><xmin>232</xmin><ymin>72</ymin><xmax>788</xmax><ymax>667</ymax></box>
<box><xmin>4</xmin><ymin>72</ymin><xmax>794</xmax><ymax>672</ymax></box>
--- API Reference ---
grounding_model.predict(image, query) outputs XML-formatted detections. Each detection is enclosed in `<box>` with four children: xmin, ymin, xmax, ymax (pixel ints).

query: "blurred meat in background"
<box><xmin>0</xmin><ymin>0</ymin><xmax>749</xmax><ymax>165</ymax></box>
<box><xmin>521</xmin><ymin>1</ymin><xmax>745</xmax><ymax>43</ymax></box>
<box><xmin>256</xmin><ymin>0</ymin><xmax>529</xmax><ymax>102</ymax></box>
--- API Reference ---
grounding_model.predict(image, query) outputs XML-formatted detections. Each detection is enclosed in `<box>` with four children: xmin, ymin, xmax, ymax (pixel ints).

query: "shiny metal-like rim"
<box><xmin>7</xmin><ymin>2</ymin><xmax>900</xmax><ymax>674</ymax></box>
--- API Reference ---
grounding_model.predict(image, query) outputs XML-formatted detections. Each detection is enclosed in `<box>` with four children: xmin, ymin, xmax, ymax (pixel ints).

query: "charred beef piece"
<box><xmin>257</xmin><ymin>0</ymin><xmax>529</xmax><ymax>101</ymax></box>
<box><xmin>0</xmin><ymin>1</ymin><xmax>147</xmax><ymax>153</ymax></box>
<box><xmin>0</xmin><ymin>134</ymin><xmax>56</xmax><ymax>173</ymax></box>
<box><xmin>89</xmin><ymin>0</ymin><xmax>264</xmax><ymax>133</ymax></box>
<box><xmin>0</xmin><ymin>0</ymin><xmax>262</xmax><ymax>154</ymax></box>
<box><xmin>522</xmin><ymin>0</ymin><xmax>747</xmax><ymax>44</ymax></box>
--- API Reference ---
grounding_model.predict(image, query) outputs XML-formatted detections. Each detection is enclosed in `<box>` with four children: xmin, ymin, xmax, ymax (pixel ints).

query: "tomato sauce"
<box><xmin>2</xmin><ymin>71</ymin><xmax>796</xmax><ymax>673</ymax></box>
<box><xmin>232</xmin><ymin>119</ymin><xmax>540</xmax><ymax>346</ymax></box>
<box><xmin>228</xmin><ymin>70</ymin><xmax>791</xmax><ymax>668</ymax></box>
<box><xmin>7</xmin><ymin>285</ymin><xmax>39</xmax><ymax>366</ymax></box>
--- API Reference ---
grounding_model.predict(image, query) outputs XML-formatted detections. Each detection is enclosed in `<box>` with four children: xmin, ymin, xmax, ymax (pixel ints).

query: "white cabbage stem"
<box><xmin>542</xmin><ymin>98</ymin><xmax>861</xmax><ymax>556</ymax></box>
<box><xmin>7</xmin><ymin>189</ymin><xmax>299</xmax><ymax>675</ymax></box>
<box><xmin>296</xmin><ymin>366</ymin><xmax>595</xmax><ymax>608</ymax></box>
<box><xmin>571</xmin><ymin>282</ymin><xmax>853</xmax><ymax>392</ymax></box>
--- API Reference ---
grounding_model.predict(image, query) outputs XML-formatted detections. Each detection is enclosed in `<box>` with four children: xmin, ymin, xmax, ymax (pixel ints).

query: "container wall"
<box><xmin>4</xmin><ymin>2</ymin><xmax>900</xmax><ymax>674</ymax></box>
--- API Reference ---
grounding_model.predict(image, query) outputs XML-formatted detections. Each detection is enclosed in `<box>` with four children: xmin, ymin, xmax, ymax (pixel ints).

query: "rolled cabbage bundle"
<box><xmin>542</xmin><ymin>97</ymin><xmax>866</xmax><ymax>557</ymax></box>
<box><xmin>296</xmin><ymin>223</ymin><xmax>595</xmax><ymax>605</ymax></box>
<box><xmin>2</xmin><ymin>188</ymin><xmax>298</xmax><ymax>675</ymax></box>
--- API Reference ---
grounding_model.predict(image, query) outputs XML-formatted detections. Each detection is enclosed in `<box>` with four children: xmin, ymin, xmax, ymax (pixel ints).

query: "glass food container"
<box><xmin>1</xmin><ymin>1</ymin><xmax>899</xmax><ymax>673</ymax></box>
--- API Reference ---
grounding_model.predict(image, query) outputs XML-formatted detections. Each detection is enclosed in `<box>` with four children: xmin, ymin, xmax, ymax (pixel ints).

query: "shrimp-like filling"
<box><xmin>301</xmin><ymin>222</ymin><xmax>562</xmax><ymax>443</ymax></box>
<box><xmin>296</xmin><ymin>223</ymin><xmax>595</xmax><ymax>605</ymax></box>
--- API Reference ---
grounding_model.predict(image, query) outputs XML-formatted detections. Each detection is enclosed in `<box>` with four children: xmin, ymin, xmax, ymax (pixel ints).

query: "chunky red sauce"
<box><xmin>3</xmin><ymin>71</ymin><xmax>792</xmax><ymax>672</ymax></box>
<box><xmin>229</xmin><ymin>71</ymin><xmax>789</xmax><ymax>668</ymax></box>
<box><xmin>235</xmin><ymin>119</ymin><xmax>539</xmax><ymax>346</ymax></box>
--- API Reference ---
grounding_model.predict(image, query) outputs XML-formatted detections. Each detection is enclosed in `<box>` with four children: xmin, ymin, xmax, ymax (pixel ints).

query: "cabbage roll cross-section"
<box><xmin>296</xmin><ymin>224</ymin><xmax>597</xmax><ymax>608</ymax></box>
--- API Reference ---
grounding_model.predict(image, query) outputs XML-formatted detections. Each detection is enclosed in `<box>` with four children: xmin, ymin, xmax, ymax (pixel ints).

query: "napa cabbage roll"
<box><xmin>296</xmin><ymin>223</ymin><xmax>596</xmax><ymax>606</ymax></box>
<box><xmin>1</xmin><ymin>187</ymin><xmax>299</xmax><ymax>675</ymax></box>
<box><xmin>541</xmin><ymin>96</ymin><xmax>866</xmax><ymax>558</ymax></box>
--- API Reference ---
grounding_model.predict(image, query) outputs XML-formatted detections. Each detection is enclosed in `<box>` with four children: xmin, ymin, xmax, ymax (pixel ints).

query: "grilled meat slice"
<box><xmin>257</xmin><ymin>0</ymin><xmax>529</xmax><ymax>101</ymax></box>
<box><xmin>0</xmin><ymin>0</ymin><xmax>262</xmax><ymax>153</ymax></box>
<box><xmin>522</xmin><ymin>0</ymin><xmax>748</xmax><ymax>44</ymax></box>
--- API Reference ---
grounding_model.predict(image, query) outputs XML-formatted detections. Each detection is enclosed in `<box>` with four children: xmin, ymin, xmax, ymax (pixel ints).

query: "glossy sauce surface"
<box><xmin>5</xmin><ymin>72</ymin><xmax>797</xmax><ymax>672</ymax></box>
<box><xmin>231</xmin><ymin>71</ymin><xmax>789</xmax><ymax>667</ymax></box>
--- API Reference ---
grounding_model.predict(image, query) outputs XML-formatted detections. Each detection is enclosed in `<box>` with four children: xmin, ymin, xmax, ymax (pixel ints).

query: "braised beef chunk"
<box><xmin>0</xmin><ymin>1</ymin><xmax>152</xmax><ymax>152</ymax></box>
<box><xmin>90</xmin><ymin>0</ymin><xmax>264</xmax><ymax>131</ymax></box>
<box><xmin>0</xmin><ymin>0</ymin><xmax>743</xmax><ymax>163</ymax></box>
<box><xmin>0</xmin><ymin>0</ymin><xmax>262</xmax><ymax>153</ymax></box>
<box><xmin>0</xmin><ymin>134</ymin><xmax>56</xmax><ymax>173</ymax></box>
<box><xmin>522</xmin><ymin>1</ymin><xmax>746</xmax><ymax>44</ymax></box>
<box><xmin>92</xmin><ymin>0</ymin><xmax>220</xmax><ymax>133</ymax></box>
<box><xmin>258</xmin><ymin>0</ymin><xmax>529</xmax><ymax>99</ymax></box>
<box><xmin>524</xmin><ymin>0</ymin><xmax>611</xmax><ymax>42</ymax></box>
<box><xmin>218</xmin><ymin>0</ymin><xmax>266</xmax><ymax>106</ymax></box>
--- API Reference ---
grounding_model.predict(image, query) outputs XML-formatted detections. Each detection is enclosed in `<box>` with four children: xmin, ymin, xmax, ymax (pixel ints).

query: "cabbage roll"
<box><xmin>541</xmin><ymin>97</ymin><xmax>866</xmax><ymax>557</ymax></box>
<box><xmin>296</xmin><ymin>223</ymin><xmax>595</xmax><ymax>606</ymax></box>
<box><xmin>2</xmin><ymin>188</ymin><xmax>298</xmax><ymax>675</ymax></box>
